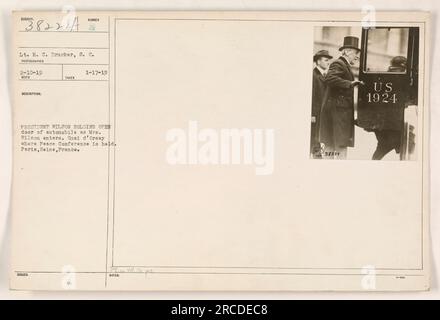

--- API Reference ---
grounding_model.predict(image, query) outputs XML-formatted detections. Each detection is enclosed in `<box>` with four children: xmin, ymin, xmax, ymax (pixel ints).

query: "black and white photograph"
<box><xmin>310</xmin><ymin>26</ymin><xmax>419</xmax><ymax>160</ymax></box>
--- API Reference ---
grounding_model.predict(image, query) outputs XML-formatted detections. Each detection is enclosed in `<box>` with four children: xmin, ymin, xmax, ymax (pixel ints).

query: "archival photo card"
<box><xmin>10</xmin><ymin>11</ymin><xmax>430</xmax><ymax>291</ymax></box>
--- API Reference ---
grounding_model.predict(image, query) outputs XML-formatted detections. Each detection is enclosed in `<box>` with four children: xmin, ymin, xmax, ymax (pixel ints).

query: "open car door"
<box><xmin>358</xmin><ymin>27</ymin><xmax>419</xmax><ymax>160</ymax></box>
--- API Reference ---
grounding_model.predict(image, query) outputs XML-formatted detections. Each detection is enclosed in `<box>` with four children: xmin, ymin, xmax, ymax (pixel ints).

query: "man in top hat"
<box><xmin>319</xmin><ymin>36</ymin><xmax>363</xmax><ymax>159</ymax></box>
<box><xmin>311</xmin><ymin>49</ymin><xmax>332</xmax><ymax>158</ymax></box>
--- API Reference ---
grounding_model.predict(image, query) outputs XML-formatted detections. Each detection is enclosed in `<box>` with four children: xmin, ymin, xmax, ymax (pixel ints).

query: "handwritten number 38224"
<box><xmin>24</xmin><ymin>17</ymin><xmax>79</xmax><ymax>32</ymax></box>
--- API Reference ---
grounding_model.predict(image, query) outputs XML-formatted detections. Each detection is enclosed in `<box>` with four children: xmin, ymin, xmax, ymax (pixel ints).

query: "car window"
<box><xmin>365</xmin><ymin>28</ymin><xmax>409</xmax><ymax>73</ymax></box>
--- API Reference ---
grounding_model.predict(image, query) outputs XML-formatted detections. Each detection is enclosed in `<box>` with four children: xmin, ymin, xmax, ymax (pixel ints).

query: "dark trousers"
<box><xmin>310</xmin><ymin>122</ymin><xmax>322</xmax><ymax>158</ymax></box>
<box><xmin>372</xmin><ymin>130</ymin><xmax>402</xmax><ymax>160</ymax></box>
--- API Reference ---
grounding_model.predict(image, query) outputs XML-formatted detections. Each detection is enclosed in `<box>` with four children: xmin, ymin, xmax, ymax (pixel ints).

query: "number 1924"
<box><xmin>367</xmin><ymin>92</ymin><xmax>397</xmax><ymax>104</ymax></box>
<box><xmin>367</xmin><ymin>81</ymin><xmax>398</xmax><ymax>104</ymax></box>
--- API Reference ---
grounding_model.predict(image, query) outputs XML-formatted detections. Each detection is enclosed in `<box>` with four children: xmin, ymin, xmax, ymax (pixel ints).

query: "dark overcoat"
<box><xmin>319</xmin><ymin>56</ymin><xmax>355</xmax><ymax>148</ymax></box>
<box><xmin>311</xmin><ymin>67</ymin><xmax>327</xmax><ymax>147</ymax></box>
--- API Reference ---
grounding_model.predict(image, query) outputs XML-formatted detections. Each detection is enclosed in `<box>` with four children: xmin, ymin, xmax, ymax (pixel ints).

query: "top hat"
<box><xmin>313</xmin><ymin>49</ymin><xmax>333</xmax><ymax>62</ymax></box>
<box><xmin>339</xmin><ymin>36</ymin><xmax>360</xmax><ymax>51</ymax></box>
